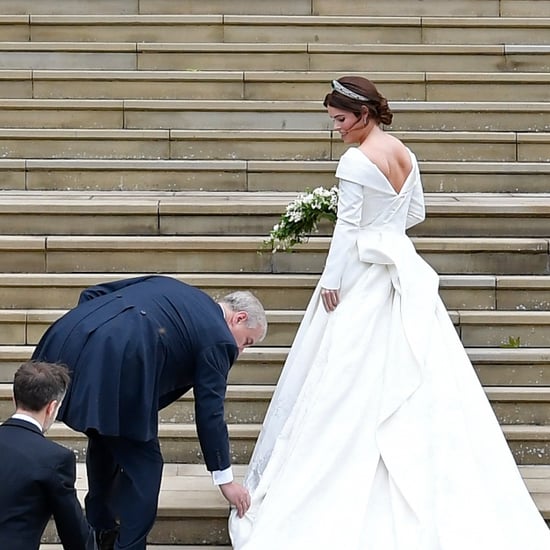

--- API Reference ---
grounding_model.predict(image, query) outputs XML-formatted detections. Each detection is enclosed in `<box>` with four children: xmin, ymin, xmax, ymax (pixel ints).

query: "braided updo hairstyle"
<box><xmin>323</xmin><ymin>76</ymin><xmax>393</xmax><ymax>126</ymax></box>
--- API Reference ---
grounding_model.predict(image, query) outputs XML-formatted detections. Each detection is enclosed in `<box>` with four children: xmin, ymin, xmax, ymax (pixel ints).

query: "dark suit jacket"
<box><xmin>32</xmin><ymin>275</ymin><xmax>239</xmax><ymax>471</ymax></box>
<box><xmin>0</xmin><ymin>417</ymin><xmax>96</xmax><ymax>550</ymax></box>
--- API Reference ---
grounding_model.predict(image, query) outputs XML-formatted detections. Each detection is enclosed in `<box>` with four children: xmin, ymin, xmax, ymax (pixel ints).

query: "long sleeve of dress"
<box><xmin>318</xmin><ymin>178</ymin><xmax>364</xmax><ymax>290</ymax></box>
<box><xmin>405</xmin><ymin>179</ymin><xmax>426</xmax><ymax>229</ymax></box>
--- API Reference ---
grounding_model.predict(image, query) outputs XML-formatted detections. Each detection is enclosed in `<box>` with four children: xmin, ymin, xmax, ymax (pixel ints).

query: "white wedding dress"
<box><xmin>229</xmin><ymin>147</ymin><xmax>550</xmax><ymax>549</ymax></box>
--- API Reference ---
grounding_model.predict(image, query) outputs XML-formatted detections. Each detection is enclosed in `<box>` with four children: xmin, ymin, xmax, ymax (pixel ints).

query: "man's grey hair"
<box><xmin>220</xmin><ymin>290</ymin><xmax>267</xmax><ymax>341</ymax></box>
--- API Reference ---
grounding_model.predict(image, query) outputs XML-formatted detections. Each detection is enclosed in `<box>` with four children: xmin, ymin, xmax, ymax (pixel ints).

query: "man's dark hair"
<box><xmin>13</xmin><ymin>361</ymin><xmax>70</xmax><ymax>412</ymax></box>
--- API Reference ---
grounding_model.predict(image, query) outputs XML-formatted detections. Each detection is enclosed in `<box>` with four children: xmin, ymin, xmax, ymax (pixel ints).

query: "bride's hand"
<box><xmin>321</xmin><ymin>287</ymin><xmax>340</xmax><ymax>312</ymax></box>
<box><xmin>219</xmin><ymin>481</ymin><xmax>251</xmax><ymax>518</ymax></box>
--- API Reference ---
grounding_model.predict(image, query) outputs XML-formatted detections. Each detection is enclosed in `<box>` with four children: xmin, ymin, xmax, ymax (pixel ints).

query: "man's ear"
<box><xmin>45</xmin><ymin>399</ymin><xmax>59</xmax><ymax>419</ymax></box>
<box><xmin>237</xmin><ymin>311</ymin><xmax>249</xmax><ymax>324</ymax></box>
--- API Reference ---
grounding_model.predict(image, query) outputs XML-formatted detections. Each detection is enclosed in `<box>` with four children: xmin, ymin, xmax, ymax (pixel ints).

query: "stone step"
<box><xmin>457</xmin><ymin>311</ymin><xmax>550</xmax><ymax>348</ymax></box>
<box><xmin>418</xmin><ymin>161</ymin><xmax>550</xmax><ymax>194</ymax></box>
<box><xmin>488</xmin><ymin>388</ymin><xmax>550</xmax><ymax>425</ymax></box>
<box><xmin>1</xmin><ymin>345</ymin><xmax>549</xmax><ymax>386</ymax></box>
<box><xmin>1</xmin><ymin>235</ymin><xmax>547</xmax><ymax>275</ymax></box>
<box><xmin>1</xmin><ymin>0</ymin><xmax>550</xmax><ymax>18</ymax></box>
<box><xmin>4</xmin><ymin>344</ymin><xmax>550</xmax><ymax>389</ymax></box>
<box><xmin>0</xmin><ymin>99</ymin><xmax>549</xmax><ymax>132</ymax></box>
<box><xmin>1</xmin><ymin>272</ymin><xmax>533</xmax><ymax>311</ymax></box>
<box><xmin>42</xmin><ymin>464</ymin><xmax>246</xmax><ymax>546</ymax></box>
<box><xmin>413</xmin><ymin>194</ymin><xmax>550</xmax><ymax>237</ymax></box>
<box><xmin>1</xmin><ymin>158</ymin><xmax>549</xmax><ymax>193</ymax></box>
<box><xmin>0</xmin><ymin>1</ymin><xmax>546</xmax><ymax>544</ymax></box>
<box><xmin>0</xmin><ymin>307</ymin><xmax>548</xmax><ymax>348</ymax></box>
<box><xmin>0</xmin><ymin>129</ymin><xmax>547</xmax><ymax>162</ymax></box>
<box><xmin>238</xmin><ymin>347</ymin><xmax>550</xmax><ymax>387</ymax></box>
<box><xmin>3</xmin><ymin>70</ymin><xmax>550</xmax><ymax>102</ymax></box>
<box><xmin>0</xmin><ymin>271</ymin><xmax>545</xmax><ymax>314</ymax></box>
<box><xmin>299</xmin><ymin>308</ymin><xmax>548</xmax><ymax>347</ymax></box>
<box><xmin>3</xmin><ymin>383</ymin><xmax>550</xmax><ymax>426</ymax></box>
<box><xmin>410</xmin><ymin>16</ymin><xmax>550</xmax><ymax>45</ymax></box>
<box><xmin>0</xmin><ymin>273</ymin><xmax>325</xmax><ymax>311</ymax></box>
<box><xmin>0</xmin><ymin>15</ymin><xmax>443</xmax><ymax>45</ymax></box>
<box><xmin>0</xmin><ymin>191</ymin><xmax>548</xmax><ymax>237</ymax></box>
<box><xmin>184</xmin><ymin>386</ymin><xmax>550</xmax><ymax>427</ymax></box>
<box><xmin>35</xmin><ymin>464</ymin><xmax>550</xmax><ymax>550</ymax></box>
<box><xmin>0</xmin><ymin>41</ymin><xmax>549</xmax><ymax>72</ymax></box>
<box><xmin>36</xmin><ymin>463</ymin><xmax>550</xmax><ymax>545</ymax></box>
<box><xmin>4</xmin><ymin>15</ymin><xmax>550</xmax><ymax>45</ymax></box>
<box><xmin>9</xmin><ymin>421</ymin><xmax>544</xmax><ymax>466</ymax></box>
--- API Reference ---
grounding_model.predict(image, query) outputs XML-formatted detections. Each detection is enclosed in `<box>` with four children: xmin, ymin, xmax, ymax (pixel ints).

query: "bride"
<box><xmin>228</xmin><ymin>76</ymin><xmax>550</xmax><ymax>549</ymax></box>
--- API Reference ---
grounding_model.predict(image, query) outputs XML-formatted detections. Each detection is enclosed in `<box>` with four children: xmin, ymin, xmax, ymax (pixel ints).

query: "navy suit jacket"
<box><xmin>0</xmin><ymin>418</ymin><xmax>96</xmax><ymax>550</ymax></box>
<box><xmin>32</xmin><ymin>276</ymin><xmax>239</xmax><ymax>471</ymax></box>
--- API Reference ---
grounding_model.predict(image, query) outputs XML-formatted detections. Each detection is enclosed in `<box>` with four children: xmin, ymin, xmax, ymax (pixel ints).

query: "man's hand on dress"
<box><xmin>220</xmin><ymin>481</ymin><xmax>251</xmax><ymax>518</ymax></box>
<box><xmin>321</xmin><ymin>287</ymin><xmax>340</xmax><ymax>312</ymax></box>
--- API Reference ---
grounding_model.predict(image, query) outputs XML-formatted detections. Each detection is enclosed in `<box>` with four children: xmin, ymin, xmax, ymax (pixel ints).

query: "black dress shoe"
<box><xmin>96</xmin><ymin>526</ymin><xmax>119</xmax><ymax>550</ymax></box>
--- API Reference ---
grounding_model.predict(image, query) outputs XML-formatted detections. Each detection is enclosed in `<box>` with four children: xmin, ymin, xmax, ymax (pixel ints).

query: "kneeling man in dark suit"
<box><xmin>0</xmin><ymin>360</ymin><xmax>96</xmax><ymax>550</ymax></box>
<box><xmin>31</xmin><ymin>275</ymin><xmax>267</xmax><ymax>550</ymax></box>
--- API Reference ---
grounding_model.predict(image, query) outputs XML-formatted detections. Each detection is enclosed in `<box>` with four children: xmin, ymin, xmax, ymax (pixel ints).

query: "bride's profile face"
<box><xmin>327</xmin><ymin>105</ymin><xmax>364</xmax><ymax>143</ymax></box>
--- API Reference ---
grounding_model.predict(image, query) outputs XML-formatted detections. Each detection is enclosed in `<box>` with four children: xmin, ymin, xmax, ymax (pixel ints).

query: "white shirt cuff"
<box><xmin>212</xmin><ymin>466</ymin><xmax>233</xmax><ymax>485</ymax></box>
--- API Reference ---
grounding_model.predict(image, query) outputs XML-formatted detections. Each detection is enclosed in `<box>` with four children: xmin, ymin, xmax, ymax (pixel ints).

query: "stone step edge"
<box><xmin>0</xmin><ymin>99</ymin><xmax>549</xmax><ymax>112</ymax></box>
<box><xmin>38</xmin><ymin>423</ymin><xmax>550</xmax><ymax>441</ymax></box>
<box><xmin>3</xmin><ymin>307</ymin><xmax>550</xmax><ymax>324</ymax></box>
<box><xmin>0</xmin><ymin>272</ymin><xmax>546</xmax><ymax>289</ymax></box>
<box><xmin>0</xmin><ymin>192</ymin><xmax>549</xmax><ymax>216</ymax></box>
<box><xmin>2</xmin><ymin>69</ymin><xmax>550</xmax><ymax>85</ymax></box>
<box><xmin>2</xmin><ymin>158</ymin><xmax>550</xmax><ymax>175</ymax></box>
<box><xmin>2</xmin><ymin>383</ymin><xmax>550</xmax><ymax>402</ymax></box>
<box><xmin>1</xmin><ymin>41</ymin><xmax>547</xmax><ymax>54</ymax></box>
<box><xmin>3</xmin><ymin>189</ymin><xmax>550</xmax><ymax>198</ymax></box>
<box><xmin>0</xmin><ymin>235</ymin><xmax>548</xmax><ymax>253</ymax></box>
<box><xmin>4</xmin><ymin>14</ymin><xmax>550</xmax><ymax>27</ymax></box>
<box><xmin>0</xmin><ymin>345</ymin><xmax>548</xmax><ymax>362</ymax></box>
<box><xmin>0</xmin><ymin>129</ymin><xmax>548</xmax><ymax>148</ymax></box>
<box><xmin>0</xmin><ymin>69</ymin><xmax>550</xmax><ymax>86</ymax></box>
<box><xmin>1</xmin><ymin>128</ymin><xmax>549</xmax><ymax>140</ymax></box>
<box><xmin>0</xmin><ymin>0</ymin><xmax>549</xmax><ymax>17</ymax></box>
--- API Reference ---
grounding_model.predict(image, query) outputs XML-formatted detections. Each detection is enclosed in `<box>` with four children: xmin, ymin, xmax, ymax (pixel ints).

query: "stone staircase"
<box><xmin>0</xmin><ymin>0</ymin><xmax>549</xmax><ymax>546</ymax></box>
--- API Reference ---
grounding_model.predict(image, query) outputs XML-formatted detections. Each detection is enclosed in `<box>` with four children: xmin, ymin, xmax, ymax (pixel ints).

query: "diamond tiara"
<box><xmin>331</xmin><ymin>80</ymin><xmax>371</xmax><ymax>103</ymax></box>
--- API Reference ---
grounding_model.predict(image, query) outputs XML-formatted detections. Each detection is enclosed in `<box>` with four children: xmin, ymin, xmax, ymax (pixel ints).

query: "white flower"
<box><xmin>265</xmin><ymin>185</ymin><xmax>339</xmax><ymax>252</ymax></box>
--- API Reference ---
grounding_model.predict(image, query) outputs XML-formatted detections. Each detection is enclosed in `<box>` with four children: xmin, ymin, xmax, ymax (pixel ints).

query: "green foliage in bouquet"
<box><xmin>265</xmin><ymin>186</ymin><xmax>339</xmax><ymax>252</ymax></box>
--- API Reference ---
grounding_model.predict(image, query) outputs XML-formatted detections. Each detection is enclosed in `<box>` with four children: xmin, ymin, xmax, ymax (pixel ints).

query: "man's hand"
<box><xmin>219</xmin><ymin>481</ymin><xmax>251</xmax><ymax>518</ymax></box>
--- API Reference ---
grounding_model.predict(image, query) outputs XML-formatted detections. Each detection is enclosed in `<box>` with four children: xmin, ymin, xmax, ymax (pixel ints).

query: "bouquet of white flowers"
<box><xmin>265</xmin><ymin>186</ymin><xmax>339</xmax><ymax>252</ymax></box>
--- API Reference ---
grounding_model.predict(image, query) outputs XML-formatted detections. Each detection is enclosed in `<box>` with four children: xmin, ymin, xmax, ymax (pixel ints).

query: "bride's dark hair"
<box><xmin>323</xmin><ymin>76</ymin><xmax>393</xmax><ymax>126</ymax></box>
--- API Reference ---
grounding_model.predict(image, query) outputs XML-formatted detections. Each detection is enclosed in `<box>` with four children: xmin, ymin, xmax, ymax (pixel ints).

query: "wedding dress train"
<box><xmin>229</xmin><ymin>148</ymin><xmax>550</xmax><ymax>549</ymax></box>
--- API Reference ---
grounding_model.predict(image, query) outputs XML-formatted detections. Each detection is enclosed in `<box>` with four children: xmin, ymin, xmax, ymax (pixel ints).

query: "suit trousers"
<box><xmin>85</xmin><ymin>431</ymin><xmax>164</xmax><ymax>550</ymax></box>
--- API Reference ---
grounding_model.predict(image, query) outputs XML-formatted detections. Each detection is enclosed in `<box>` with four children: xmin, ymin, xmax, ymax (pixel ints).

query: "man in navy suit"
<box><xmin>31</xmin><ymin>275</ymin><xmax>267</xmax><ymax>550</ymax></box>
<box><xmin>0</xmin><ymin>360</ymin><xmax>96</xmax><ymax>550</ymax></box>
